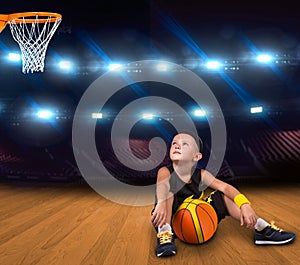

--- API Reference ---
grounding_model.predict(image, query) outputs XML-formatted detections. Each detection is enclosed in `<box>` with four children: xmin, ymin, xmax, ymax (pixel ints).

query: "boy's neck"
<box><xmin>172</xmin><ymin>161</ymin><xmax>196</xmax><ymax>183</ymax></box>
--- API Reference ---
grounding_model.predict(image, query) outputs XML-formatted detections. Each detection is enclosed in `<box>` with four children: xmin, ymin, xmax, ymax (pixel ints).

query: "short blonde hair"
<box><xmin>176</xmin><ymin>131</ymin><xmax>203</xmax><ymax>152</ymax></box>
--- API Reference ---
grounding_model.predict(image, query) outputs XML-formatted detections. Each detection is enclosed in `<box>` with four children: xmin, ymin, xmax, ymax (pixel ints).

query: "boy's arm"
<box><xmin>151</xmin><ymin>167</ymin><xmax>173</xmax><ymax>228</ymax></box>
<box><xmin>202</xmin><ymin>169</ymin><xmax>258</xmax><ymax>228</ymax></box>
<box><xmin>201</xmin><ymin>169</ymin><xmax>240</xmax><ymax>199</ymax></box>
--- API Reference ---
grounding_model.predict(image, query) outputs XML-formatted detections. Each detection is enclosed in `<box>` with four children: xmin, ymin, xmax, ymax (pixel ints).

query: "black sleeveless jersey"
<box><xmin>167</xmin><ymin>164</ymin><xmax>204</xmax><ymax>214</ymax></box>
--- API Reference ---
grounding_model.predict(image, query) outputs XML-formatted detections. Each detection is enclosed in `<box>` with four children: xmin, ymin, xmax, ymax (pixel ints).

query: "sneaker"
<box><xmin>156</xmin><ymin>230</ymin><xmax>177</xmax><ymax>257</ymax></box>
<box><xmin>255</xmin><ymin>221</ymin><xmax>296</xmax><ymax>245</ymax></box>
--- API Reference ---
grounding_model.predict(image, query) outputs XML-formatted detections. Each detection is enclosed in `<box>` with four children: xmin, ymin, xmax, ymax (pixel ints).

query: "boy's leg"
<box><xmin>164</xmin><ymin>194</ymin><xmax>174</xmax><ymax>228</ymax></box>
<box><xmin>205</xmin><ymin>190</ymin><xmax>230</xmax><ymax>223</ymax></box>
<box><xmin>254</xmin><ymin>221</ymin><xmax>296</xmax><ymax>245</ymax></box>
<box><xmin>222</xmin><ymin>194</ymin><xmax>241</xmax><ymax>221</ymax></box>
<box><xmin>152</xmin><ymin>195</ymin><xmax>177</xmax><ymax>257</ymax></box>
<box><xmin>151</xmin><ymin>195</ymin><xmax>174</xmax><ymax>231</ymax></box>
<box><xmin>221</xmin><ymin>193</ymin><xmax>296</xmax><ymax>245</ymax></box>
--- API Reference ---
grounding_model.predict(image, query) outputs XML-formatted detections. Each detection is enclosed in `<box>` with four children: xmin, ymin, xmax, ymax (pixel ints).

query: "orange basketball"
<box><xmin>172</xmin><ymin>196</ymin><xmax>218</xmax><ymax>244</ymax></box>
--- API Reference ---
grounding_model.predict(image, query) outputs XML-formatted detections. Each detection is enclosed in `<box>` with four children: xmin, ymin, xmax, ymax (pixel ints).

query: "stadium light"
<box><xmin>250</xmin><ymin>106</ymin><xmax>263</xmax><ymax>114</ymax></box>
<box><xmin>205</xmin><ymin>60</ymin><xmax>221</xmax><ymax>70</ymax></box>
<box><xmin>156</xmin><ymin>63</ymin><xmax>168</xmax><ymax>71</ymax></box>
<box><xmin>256</xmin><ymin>54</ymin><xmax>272</xmax><ymax>63</ymax></box>
<box><xmin>58</xmin><ymin>60</ymin><xmax>73</xmax><ymax>70</ymax></box>
<box><xmin>36</xmin><ymin>109</ymin><xmax>53</xmax><ymax>120</ymax></box>
<box><xmin>8</xmin><ymin>52</ymin><xmax>21</xmax><ymax>62</ymax></box>
<box><xmin>194</xmin><ymin>109</ymin><xmax>206</xmax><ymax>117</ymax></box>
<box><xmin>92</xmin><ymin>112</ymin><xmax>103</xmax><ymax>119</ymax></box>
<box><xmin>141</xmin><ymin>113</ymin><xmax>154</xmax><ymax>119</ymax></box>
<box><xmin>108</xmin><ymin>63</ymin><xmax>122</xmax><ymax>71</ymax></box>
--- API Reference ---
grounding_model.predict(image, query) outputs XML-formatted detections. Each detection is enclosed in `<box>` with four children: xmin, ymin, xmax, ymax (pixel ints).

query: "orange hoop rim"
<box><xmin>8</xmin><ymin>12</ymin><xmax>62</xmax><ymax>24</ymax></box>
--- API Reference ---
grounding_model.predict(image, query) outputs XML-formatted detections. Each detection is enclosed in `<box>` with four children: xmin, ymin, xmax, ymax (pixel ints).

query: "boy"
<box><xmin>151</xmin><ymin>132</ymin><xmax>296</xmax><ymax>257</ymax></box>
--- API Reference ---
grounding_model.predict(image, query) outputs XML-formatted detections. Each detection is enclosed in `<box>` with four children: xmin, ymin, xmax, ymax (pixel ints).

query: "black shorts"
<box><xmin>151</xmin><ymin>190</ymin><xmax>229</xmax><ymax>228</ymax></box>
<box><xmin>204</xmin><ymin>190</ymin><xmax>229</xmax><ymax>223</ymax></box>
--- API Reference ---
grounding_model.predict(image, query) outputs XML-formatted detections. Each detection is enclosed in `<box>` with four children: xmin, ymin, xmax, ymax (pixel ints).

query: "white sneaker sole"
<box><xmin>255</xmin><ymin>236</ymin><xmax>295</xmax><ymax>245</ymax></box>
<box><xmin>157</xmin><ymin>250</ymin><xmax>176</xmax><ymax>257</ymax></box>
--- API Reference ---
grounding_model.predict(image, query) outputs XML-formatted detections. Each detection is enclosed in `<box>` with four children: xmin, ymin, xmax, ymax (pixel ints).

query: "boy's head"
<box><xmin>177</xmin><ymin>131</ymin><xmax>203</xmax><ymax>153</ymax></box>
<box><xmin>169</xmin><ymin>131</ymin><xmax>203</xmax><ymax>163</ymax></box>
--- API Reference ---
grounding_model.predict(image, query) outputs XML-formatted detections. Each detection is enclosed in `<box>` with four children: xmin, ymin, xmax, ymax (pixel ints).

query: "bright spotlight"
<box><xmin>257</xmin><ymin>54</ymin><xmax>272</xmax><ymax>63</ymax></box>
<box><xmin>194</xmin><ymin>109</ymin><xmax>206</xmax><ymax>117</ymax></box>
<box><xmin>250</xmin><ymin>106</ymin><xmax>263</xmax><ymax>114</ymax></box>
<box><xmin>36</xmin><ymin>110</ymin><xmax>53</xmax><ymax>120</ymax></box>
<box><xmin>92</xmin><ymin>112</ymin><xmax>103</xmax><ymax>119</ymax></box>
<box><xmin>156</xmin><ymin>63</ymin><xmax>168</xmax><ymax>71</ymax></box>
<box><xmin>8</xmin><ymin>52</ymin><xmax>21</xmax><ymax>62</ymax></box>
<box><xmin>205</xmin><ymin>61</ymin><xmax>221</xmax><ymax>69</ymax></box>
<box><xmin>108</xmin><ymin>63</ymin><xmax>122</xmax><ymax>71</ymax></box>
<box><xmin>58</xmin><ymin>60</ymin><xmax>73</xmax><ymax>70</ymax></box>
<box><xmin>141</xmin><ymin>113</ymin><xmax>154</xmax><ymax>119</ymax></box>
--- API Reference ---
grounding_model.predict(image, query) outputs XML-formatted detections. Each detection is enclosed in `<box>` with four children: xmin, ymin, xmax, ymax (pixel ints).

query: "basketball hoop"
<box><xmin>0</xmin><ymin>14</ymin><xmax>9</xmax><ymax>33</ymax></box>
<box><xmin>0</xmin><ymin>12</ymin><xmax>62</xmax><ymax>74</ymax></box>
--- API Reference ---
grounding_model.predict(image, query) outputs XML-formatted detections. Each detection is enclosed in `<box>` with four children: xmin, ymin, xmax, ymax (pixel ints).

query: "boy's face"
<box><xmin>170</xmin><ymin>133</ymin><xmax>202</xmax><ymax>162</ymax></box>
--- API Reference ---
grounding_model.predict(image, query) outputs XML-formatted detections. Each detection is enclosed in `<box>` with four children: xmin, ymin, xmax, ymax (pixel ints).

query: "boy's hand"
<box><xmin>240</xmin><ymin>204</ymin><xmax>258</xmax><ymax>229</ymax></box>
<box><xmin>151</xmin><ymin>202</ymin><xmax>167</xmax><ymax>228</ymax></box>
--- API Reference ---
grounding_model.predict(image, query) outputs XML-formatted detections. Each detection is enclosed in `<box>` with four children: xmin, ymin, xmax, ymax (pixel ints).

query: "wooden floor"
<box><xmin>0</xmin><ymin>181</ymin><xmax>299</xmax><ymax>265</ymax></box>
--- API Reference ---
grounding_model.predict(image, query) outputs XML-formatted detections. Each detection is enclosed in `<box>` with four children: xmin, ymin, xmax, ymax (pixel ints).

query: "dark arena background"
<box><xmin>0</xmin><ymin>1</ymin><xmax>299</xmax><ymax>264</ymax></box>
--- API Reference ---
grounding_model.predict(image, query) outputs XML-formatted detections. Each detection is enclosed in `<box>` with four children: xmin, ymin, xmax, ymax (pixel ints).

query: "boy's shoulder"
<box><xmin>158</xmin><ymin>164</ymin><xmax>172</xmax><ymax>171</ymax></box>
<box><xmin>157</xmin><ymin>165</ymin><xmax>172</xmax><ymax>177</ymax></box>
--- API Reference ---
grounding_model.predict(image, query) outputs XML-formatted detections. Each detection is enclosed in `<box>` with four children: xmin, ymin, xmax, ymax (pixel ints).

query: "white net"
<box><xmin>8</xmin><ymin>14</ymin><xmax>62</xmax><ymax>74</ymax></box>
